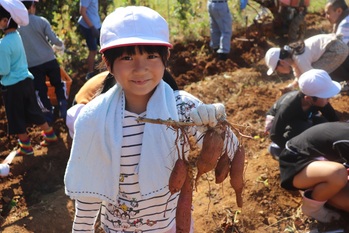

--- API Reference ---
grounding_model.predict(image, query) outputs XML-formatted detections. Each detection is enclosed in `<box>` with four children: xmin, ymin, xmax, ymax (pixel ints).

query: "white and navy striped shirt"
<box><xmin>72</xmin><ymin>91</ymin><xmax>239</xmax><ymax>233</ymax></box>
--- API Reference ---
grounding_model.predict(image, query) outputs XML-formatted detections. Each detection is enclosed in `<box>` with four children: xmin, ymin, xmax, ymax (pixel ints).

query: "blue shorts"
<box><xmin>78</xmin><ymin>24</ymin><xmax>100</xmax><ymax>51</ymax></box>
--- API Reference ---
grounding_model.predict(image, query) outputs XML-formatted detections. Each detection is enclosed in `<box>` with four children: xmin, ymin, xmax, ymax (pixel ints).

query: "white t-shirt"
<box><xmin>292</xmin><ymin>34</ymin><xmax>335</xmax><ymax>74</ymax></box>
<box><xmin>336</xmin><ymin>15</ymin><xmax>349</xmax><ymax>45</ymax></box>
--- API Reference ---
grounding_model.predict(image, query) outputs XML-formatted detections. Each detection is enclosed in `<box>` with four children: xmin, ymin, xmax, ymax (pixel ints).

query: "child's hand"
<box><xmin>190</xmin><ymin>103</ymin><xmax>226</xmax><ymax>127</ymax></box>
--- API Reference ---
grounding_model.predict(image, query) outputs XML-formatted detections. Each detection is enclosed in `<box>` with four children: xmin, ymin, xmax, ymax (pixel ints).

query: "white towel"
<box><xmin>64</xmin><ymin>80</ymin><xmax>179</xmax><ymax>203</ymax></box>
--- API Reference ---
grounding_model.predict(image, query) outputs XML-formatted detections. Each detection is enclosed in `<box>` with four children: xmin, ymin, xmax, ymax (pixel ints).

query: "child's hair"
<box><xmin>0</xmin><ymin>5</ymin><xmax>10</xmax><ymax>21</ymax></box>
<box><xmin>102</xmin><ymin>45</ymin><xmax>169</xmax><ymax>72</ymax></box>
<box><xmin>0</xmin><ymin>5</ymin><xmax>18</xmax><ymax>29</ymax></box>
<box><xmin>21</xmin><ymin>1</ymin><xmax>35</xmax><ymax>10</ymax></box>
<box><xmin>279</xmin><ymin>40</ymin><xmax>305</xmax><ymax>59</ymax></box>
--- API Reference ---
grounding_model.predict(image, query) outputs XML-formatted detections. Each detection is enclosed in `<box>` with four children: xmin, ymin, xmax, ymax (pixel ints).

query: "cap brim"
<box><xmin>100</xmin><ymin>37</ymin><xmax>172</xmax><ymax>53</ymax></box>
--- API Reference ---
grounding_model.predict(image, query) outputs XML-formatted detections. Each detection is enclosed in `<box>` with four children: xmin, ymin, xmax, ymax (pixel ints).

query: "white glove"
<box><xmin>190</xmin><ymin>103</ymin><xmax>226</xmax><ymax>128</ymax></box>
<box><xmin>52</xmin><ymin>43</ymin><xmax>65</xmax><ymax>55</ymax></box>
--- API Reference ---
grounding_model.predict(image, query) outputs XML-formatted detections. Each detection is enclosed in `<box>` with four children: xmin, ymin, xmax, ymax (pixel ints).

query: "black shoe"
<box><xmin>217</xmin><ymin>53</ymin><xmax>228</xmax><ymax>61</ymax></box>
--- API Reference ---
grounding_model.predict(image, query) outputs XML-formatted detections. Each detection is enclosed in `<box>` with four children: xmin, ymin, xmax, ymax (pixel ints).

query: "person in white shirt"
<box><xmin>264</xmin><ymin>33</ymin><xmax>348</xmax><ymax>92</ymax></box>
<box><xmin>325</xmin><ymin>0</ymin><xmax>349</xmax><ymax>88</ymax></box>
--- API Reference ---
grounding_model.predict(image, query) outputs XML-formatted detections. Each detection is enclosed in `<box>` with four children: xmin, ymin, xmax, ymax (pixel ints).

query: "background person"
<box><xmin>207</xmin><ymin>0</ymin><xmax>233</xmax><ymax>61</ymax></box>
<box><xmin>64</xmin><ymin>6</ymin><xmax>242</xmax><ymax>232</ymax></box>
<box><xmin>18</xmin><ymin>0</ymin><xmax>68</xmax><ymax>123</ymax></box>
<box><xmin>278</xmin><ymin>122</ymin><xmax>349</xmax><ymax>223</ymax></box>
<box><xmin>78</xmin><ymin>0</ymin><xmax>101</xmax><ymax>80</ymax></box>
<box><xmin>265</xmin><ymin>69</ymin><xmax>340</xmax><ymax>159</ymax></box>
<box><xmin>324</xmin><ymin>0</ymin><xmax>349</xmax><ymax>89</ymax></box>
<box><xmin>0</xmin><ymin>0</ymin><xmax>57</xmax><ymax>156</ymax></box>
<box><xmin>265</xmin><ymin>33</ymin><xmax>348</xmax><ymax>92</ymax></box>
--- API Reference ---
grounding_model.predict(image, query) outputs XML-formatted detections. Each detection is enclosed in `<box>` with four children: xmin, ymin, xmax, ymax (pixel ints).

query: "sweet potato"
<box><xmin>195</xmin><ymin>128</ymin><xmax>224</xmax><ymax>183</ymax></box>
<box><xmin>214</xmin><ymin>151</ymin><xmax>230</xmax><ymax>184</ymax></box>
<box><xmin>229</xmin><ymin>146</ymin><xmax>245</xmax><ymax>208</ymax></box>
<box><xmin>176</xmin><ymin>173</ymin><xmax>193</xmax><ymax>233</ymax></box>
<box><xmin>169</xmin><ymin>159</ymin><xmax>188</xmax><ymax>195</ymax></box>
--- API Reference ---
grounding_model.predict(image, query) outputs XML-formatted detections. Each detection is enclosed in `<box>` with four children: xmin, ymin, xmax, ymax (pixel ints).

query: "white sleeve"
<box><xmin>72</xmin><ymin>197</ymin><xmax>101</xmax><ymax>232</ymax></box>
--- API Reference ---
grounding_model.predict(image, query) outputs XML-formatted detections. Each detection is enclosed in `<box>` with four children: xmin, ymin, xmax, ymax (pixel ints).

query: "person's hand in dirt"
<box><xmin>280</xmin><ymin>79</ymin><xmax>298</xmax><ymax>94</ymax></box>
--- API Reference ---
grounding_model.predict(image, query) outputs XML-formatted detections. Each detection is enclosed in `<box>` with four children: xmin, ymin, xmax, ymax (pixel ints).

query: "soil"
<box><xmin>1</xmin><ymin>12</ymin><xmax>349</xmax><ymax>233</ymax></box>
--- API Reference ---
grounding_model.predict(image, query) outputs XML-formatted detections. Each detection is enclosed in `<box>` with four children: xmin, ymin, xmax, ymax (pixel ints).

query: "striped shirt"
<box><xmin>72</xmin><ymin>91</ymin><xmax>239</xmax><ymax>232</ymax></box>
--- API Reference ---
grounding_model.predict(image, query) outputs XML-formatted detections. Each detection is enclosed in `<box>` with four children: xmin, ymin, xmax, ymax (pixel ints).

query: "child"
<box><xmin>265</xmin><ymin>69</ymin><xmax>340</xmax><ymax>159</ymax></box>
<box><xmin>64</xmin><ymin>6</ymin><xmax>241</xmax><ymax>232</ymax></box>
<box><xmin>278</xmin><ymin>121</ymin><xmax>349</xmax><ymax>222</ymax></box>
<box><xmin>0</xmin><ymin>0</ymin><xmax>58</xmax><ymax>156</ymax></box>
<box><xmin>265</xmin><ymin>33</ymin><xmax>348</xmax><ymax>92</ymax></box>
<box><xmin>18</xmin><ymin>0</ymin><xmax>68</xmax><ymax>122</ymax></box>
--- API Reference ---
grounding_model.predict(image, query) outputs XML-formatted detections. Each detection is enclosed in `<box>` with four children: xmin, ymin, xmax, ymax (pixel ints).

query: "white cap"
<box><xmin>298</xmin><ymin>69</ymin><xmax>341</xmax><ymax>98</ymax></box>
<box><xmin>265</xmin><ymin>48</ymin><xmax>281</xmax><ymax>75</ymax></box>
<box><xmin>0</xmin><ymin>0</ymin><xmax>29</xmax><ymax>26</ymax></box>
<box><xmin>100</xmin><ymin>6</ymin><xmax>172</xmax><ymax>53</ymax></box>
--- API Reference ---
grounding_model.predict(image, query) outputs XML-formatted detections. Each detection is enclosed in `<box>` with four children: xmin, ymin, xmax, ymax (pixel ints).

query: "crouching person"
<box><xmin>279</xmin><ymin>121</ymin><xmax>349</xmax><ymax>222</ymax></box>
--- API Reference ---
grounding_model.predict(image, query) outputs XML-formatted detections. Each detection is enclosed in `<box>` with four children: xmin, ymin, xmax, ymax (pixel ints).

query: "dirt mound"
<box><xmin>1</xmin><ymin>13</ymin><xmax>349</xmax><ymax>233</ymax></box>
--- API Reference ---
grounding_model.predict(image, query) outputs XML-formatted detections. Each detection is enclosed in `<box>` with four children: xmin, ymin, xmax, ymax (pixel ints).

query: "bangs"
<box><xmin>102</xmin><ymin>45</ymin><xmax>169</xmax><ymax>71</ymax></box>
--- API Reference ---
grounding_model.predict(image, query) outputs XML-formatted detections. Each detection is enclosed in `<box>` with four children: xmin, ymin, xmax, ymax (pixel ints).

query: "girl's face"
<box><xmin>109</xmin><ymin>46</ymin><xmax>167</xmax><ymax>102</ymax></box>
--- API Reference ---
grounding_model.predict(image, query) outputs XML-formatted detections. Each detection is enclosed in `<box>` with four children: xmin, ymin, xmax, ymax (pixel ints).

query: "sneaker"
<box><xmin>217</xmin><ymin>53</ymin><xmax>228</xmax><ymax>61</ymax></box>
<box><xmin>0</xmin><ymin>164</ymin><xmax>10</xmax><ymax>177</ymax></box>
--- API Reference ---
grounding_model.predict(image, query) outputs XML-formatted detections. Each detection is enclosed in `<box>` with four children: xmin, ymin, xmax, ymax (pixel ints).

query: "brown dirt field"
<box><xmin>1</xmin><ymin>12</ymin><xmax>349</xmax><ymax>233</ymax></box>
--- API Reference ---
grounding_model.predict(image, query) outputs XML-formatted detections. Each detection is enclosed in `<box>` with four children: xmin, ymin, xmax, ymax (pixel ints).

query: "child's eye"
<box><xmin>148</xmin><ymin>54</ymin><xmax>159</xmax><ymax>59</ymax></box>
<box><xmin>120</xmin><ymin>56</ymin><xmax>132</xmax><ymax>61</ymax></box>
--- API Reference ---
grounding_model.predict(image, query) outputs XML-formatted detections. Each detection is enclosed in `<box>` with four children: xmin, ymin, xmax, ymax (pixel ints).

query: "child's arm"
<box><xmin>72</xmin><ymin>197</ymin><xmax>101</xmax><ymax>232</ymax></box>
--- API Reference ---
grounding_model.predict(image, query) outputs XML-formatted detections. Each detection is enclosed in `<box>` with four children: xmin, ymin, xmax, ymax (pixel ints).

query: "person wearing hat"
<box><xmin>278</xmin><ymin>121</ymin><xmax>349</xmax><ymax>223</ymax></box>
<box><xmin>18</xmin><ymin>0</ymin><xmax>68</xmax><ymax>123</ymax></box>
<box><xmin>78</xmin><ymin>0</ymin><xmax>101</xmax><ymax>80</ymax></box>
<box><xmin>324</xmin><ymin>0</ymin><xmax>349</xmax><ymax>90</ymax></box>
<box><xmin>0</xmin><ymin>0</ymin><xmax>58</xmax><ymax>156</ymax></box>
<box><xmin>265</xmin><ymin>69</ymin><xmax>340</xmax><ymax>159</ymax></box>
<box><xmin>64</xmin><ymin>6</ymin><xmax>243</xmax><ymax>233</ymax></box>
<box><xmin>265</xmin><ymin>33</ymin><xmax>348</xmax><ymax>93</ymax></box>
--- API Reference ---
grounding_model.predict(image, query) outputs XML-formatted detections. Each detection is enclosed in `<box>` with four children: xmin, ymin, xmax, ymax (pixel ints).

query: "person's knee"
<box><xmin>328</xmin><ymin>165</ymin><xmax>348</xmax><ymax>189</ymax></box>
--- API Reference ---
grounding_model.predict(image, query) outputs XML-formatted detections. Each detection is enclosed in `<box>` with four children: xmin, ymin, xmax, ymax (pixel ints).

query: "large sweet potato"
<box><xmin>176</xmin><ymin>173</ymin><xmax>193</xmax><ymax>233</ymax></box>
<box><xmin>214</xmin><ymin>151</ymin><xmax>230</xmax><ymax>184</ymax></box>
<box><xmin>169</xmin><ymin>159</ymin><xmax>188</xmax><ymax>195</ymax></box>
<box><xmin>229</xmin><ymin>146</ymin><xmax>245</xmax><ymax>208</ymax></box>
<box><xmin>196</xmin><ymin>128</ymin><xmax>224</xmax><ymax>183</ymax></box>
